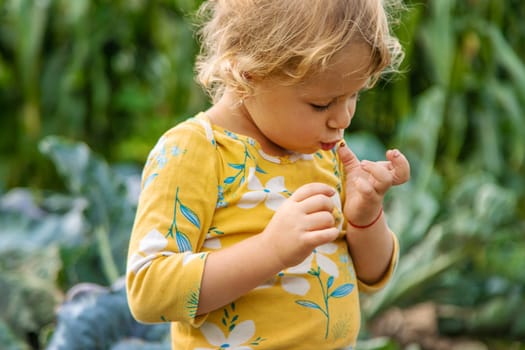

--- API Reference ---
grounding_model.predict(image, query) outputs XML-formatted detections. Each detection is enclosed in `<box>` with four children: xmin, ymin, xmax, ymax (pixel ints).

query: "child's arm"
<box><xmin>337</xmin><ymin>143</ymin><xmax>410</xmax><ymax>284</ymax></box>
<box><xmin>126</xmin><ymin>125</ymin><xmax>221</xmax><ymax>325</ymax></box>
<box><xmin>197</xmin><ymin>182</ymin><xmax>340</xmax><ymax>315</ymax></box>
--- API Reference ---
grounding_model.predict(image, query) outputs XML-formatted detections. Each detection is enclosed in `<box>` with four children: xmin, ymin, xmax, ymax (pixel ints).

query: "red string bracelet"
<box><xmin>348</xmin><ymin>207</ymin><xmax>383</xmax><ymax>229</ymax></box>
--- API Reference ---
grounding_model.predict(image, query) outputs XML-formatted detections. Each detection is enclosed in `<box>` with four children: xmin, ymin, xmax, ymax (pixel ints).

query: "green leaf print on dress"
<box><xmin>219</xmin><ymin>133</ymin><xmax>266</xmax><ymax>207</ymax></box>
<box><xmin>197</xmin><ymin>303</ymin><xmax>266</xmax><ymax>350</ymax></box>
<box><xmin>166</xmin><ymin>187</ymin><xmax>201</xmax><ymax>252</ymax></box>
<box><xmin>186</xmin><ymin>286</ymin><xmax>200</xmax><ymax>319</ymax></box>
<box><xmin>203</xmin><ymin>226</ymin><xmax>225</xmax><ymax>250</ymax></box>
<box><xmin>330</xmin><ymin>149</ymin><xmax>344</xmax><ymax>194</ymax></box>
<box><xmin>287</xmin><ymin>243</ymin><xmax>353</xmax><ymax>339</ymax></box>
<box><xmin>295</xmin><ymin>267</ymin><xmax>354</xmax><ymax>339</ymax></box>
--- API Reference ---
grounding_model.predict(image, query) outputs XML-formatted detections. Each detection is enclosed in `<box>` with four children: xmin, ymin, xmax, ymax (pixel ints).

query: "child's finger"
<box><xmin>386</xmin><ymin>149</ymin><xmax>411</xmax><ymax>185</ymax></box>
<box><xmin>360</xmin><ymin>160</ymin><xmax>393</xmax><ymax>193</ymax></box>
<box><xmin>302</xmin><ymin>227</ymin><xmax>340</xmax><ymax>246</ymax></box>
<box><xmin>290</xmin><ymin>182</ymin><xmax>336</xmax><ymax>202</ymax></box>
<box><xmin>337</xmin><ymin>142</ymin><xmax>360</xmax><ymax>172</ymax></box>
<box><xmin>300</xmin><ymin>194</ymin><xmax>335</xmax><ymax>214</ymax></box>
<box><xmin>374</xmin><ymin>161</ymin><xmax>394</xmax><ymax>170</ymax></box>
<box><xmin>304</xmin><ymin>211</ymin><xmax>336</xmax><ymax>230</ymax></box>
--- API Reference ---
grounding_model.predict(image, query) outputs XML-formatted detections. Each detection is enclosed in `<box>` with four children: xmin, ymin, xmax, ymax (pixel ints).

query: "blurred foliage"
<box><xmin>47</xmin><ymin>280</ymin><xmax>170</xmax><ymax>350</ymax></box>
<box><xmin>356</xmin><ymin>0</ymin><xmax>525</xmax><ymax>347</ymax></box>
<box><xmin>0</xmin><ymin>0</ymin><xmax>524</xmax><ymax>349</ymax></box>
<box><xmin>0</xmin><ymin>136</ymin><xmax>141</xmax><ymax>349</ymax></box>
<box><xmin>0</xmin><ymin>0</ymin><xmax>207</xmax><ymax>190</ymax></box>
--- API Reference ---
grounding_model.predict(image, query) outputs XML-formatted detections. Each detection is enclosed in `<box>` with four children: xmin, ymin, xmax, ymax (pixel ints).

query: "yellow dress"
<box><xmin>126</xmin><ymin>113</ymin><xmax>398</xmax><ymax>349</ymax></box>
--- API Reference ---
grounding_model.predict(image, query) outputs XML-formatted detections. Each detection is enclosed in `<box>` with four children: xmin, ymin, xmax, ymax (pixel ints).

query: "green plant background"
<box><xmin>1</xmin><ymin>0</ymin><xmax>524</xmax><ymax>349</ymax></box>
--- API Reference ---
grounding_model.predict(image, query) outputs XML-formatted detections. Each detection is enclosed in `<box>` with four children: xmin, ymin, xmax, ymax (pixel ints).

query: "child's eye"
<box><xmin>310</xmin><ymin>103</ymin><xmax>331</xmax><ymax>111</ymax></box>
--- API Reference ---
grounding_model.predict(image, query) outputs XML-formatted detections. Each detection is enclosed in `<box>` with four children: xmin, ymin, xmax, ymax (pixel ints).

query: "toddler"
<box><xmin>127</xmin><ymin>0</ymin><xmax>410</xmax><ymax>349</ymax></box>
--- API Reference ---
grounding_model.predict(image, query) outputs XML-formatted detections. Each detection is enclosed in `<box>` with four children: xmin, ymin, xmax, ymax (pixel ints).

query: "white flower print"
<box><xmin>256</xmin><ymin>272</ymin><xmax>310</xmax><ymax>296</ymax></box>
<box><xmin>181</xmin><ymin>251</ymin><xmax>204</xmax><ymax>266</ymax></box>
<box><xmin>287</xmin><ymin>243</ymin><xmax>339</xmax><ymax>278</ymax></box>
<box><xmin>203</xmin><ymin>229</ymin><xmax>223</xmax><ymax>250</ymax></box>
<box><xmin>139</xmin><ymin>228</ymin><xmax>168</xmax><ymax>254</ymax></box>
<box><xmin>146</xmin><ymin>137</ymin><xmax>167</xmax><ymax>169</ymax></box>
<box><xmin>196</xmin><ymin>320</ymin><xmax>255</xmax><ymax>350</ymax></box>
<box><xmin>237</xmin><ymin>167</ymin><xmax>287</xmax><ymax>211</ymax></box>
<box><xmin>203</xmin><ymin>237</ymin><xmax>221</xmax><ymax>250</ymax></box>
<box><xmin>280</xmin><ymin>275</ymin><xmax>310</xmax><ymax>295</ymax></box>
<box><xmin>127</xmin><ymin>228</ymin><xmax>204</xmax><ymax>275</ymax></box>
<box><xmin>127</xmin><ymin>229</ymin><xmax>170</xmax><ymax>275</ymax></box>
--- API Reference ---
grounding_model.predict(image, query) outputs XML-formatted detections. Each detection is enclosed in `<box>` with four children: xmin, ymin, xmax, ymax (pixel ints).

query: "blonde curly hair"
<box><xmin>195</xmin><ymin>0</ymin><xmax>404</xmax><ymax>102</ymax></box>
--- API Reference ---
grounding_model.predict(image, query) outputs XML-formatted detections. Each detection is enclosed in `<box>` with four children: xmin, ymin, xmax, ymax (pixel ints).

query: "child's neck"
<box><xmin>205</xmin><ymin>93</ymin><xmax>245</xmax><ymax>133</ymax></box>
<box><xmin>206</xmin><ymin>93</ymin><xmax>292</xmax><ymax>157</ymax></box>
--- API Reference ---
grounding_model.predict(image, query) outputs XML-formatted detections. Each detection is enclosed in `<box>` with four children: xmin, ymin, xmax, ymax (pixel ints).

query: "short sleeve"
<box><xmin>126</xmin><ymin>119</ymin><xmax>219</xmax><ymax>326</ymax></box>
<box><xmin>357</xmin><ymin>231</ymin><xmax>399</xmax><ymax>293</ymax></box>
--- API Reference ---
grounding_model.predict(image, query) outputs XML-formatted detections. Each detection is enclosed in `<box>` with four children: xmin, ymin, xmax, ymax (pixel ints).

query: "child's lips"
<box><xmin>320</xmin><ymin>141</ymin><xmax>338</xmax><ymax>151</ymax></box>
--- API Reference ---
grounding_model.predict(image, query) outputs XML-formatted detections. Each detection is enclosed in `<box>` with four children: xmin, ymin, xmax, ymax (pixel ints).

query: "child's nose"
<box><xmin>328</xmin><ymin>102</ymin><xmax>354</xmax><ymax>129</ymax></box>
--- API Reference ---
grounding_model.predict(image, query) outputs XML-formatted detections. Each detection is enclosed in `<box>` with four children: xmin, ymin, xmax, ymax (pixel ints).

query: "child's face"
<box><xmin>243</xmin><ymin>43</ymin><xmax>373</xmax><ymax>156</ymax></box>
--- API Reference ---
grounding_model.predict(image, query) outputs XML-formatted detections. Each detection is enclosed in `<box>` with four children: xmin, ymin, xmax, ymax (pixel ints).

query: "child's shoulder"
<box><xmin>160</xmin><ymin>113</ymin><xmax>216</xmax><ymax>147</ymax></box>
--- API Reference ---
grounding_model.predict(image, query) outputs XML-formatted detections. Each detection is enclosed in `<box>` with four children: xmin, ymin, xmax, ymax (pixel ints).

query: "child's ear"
<box><xmin>241</xmin><ymin>71</ymin><xmax>252</xmax><ymax>81</ymax></box>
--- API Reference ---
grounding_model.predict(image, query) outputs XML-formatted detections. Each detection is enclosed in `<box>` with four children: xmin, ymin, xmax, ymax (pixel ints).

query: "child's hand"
<box><xmin>262</xmin><ymin>183</ymin><xmax>340</xmax><ymax>269</ymax></box>
<box><xmin>337</xmin><ymin>143</ymin><xmax>410</xmax><ymax>226</ymax></box>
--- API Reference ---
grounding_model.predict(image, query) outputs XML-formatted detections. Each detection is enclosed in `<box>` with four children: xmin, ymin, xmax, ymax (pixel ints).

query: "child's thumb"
<box><xmin>386</xmin><ymin>149</ymin><xmax>411</xmax><ymax>185</ymax></box>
